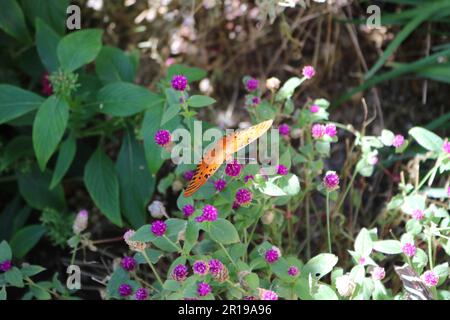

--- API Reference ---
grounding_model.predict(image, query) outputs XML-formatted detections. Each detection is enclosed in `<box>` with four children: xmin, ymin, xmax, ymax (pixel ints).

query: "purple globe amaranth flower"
<box><xmin>123</xmin><ymin>229</ymin><xmax>135</xmax><ymax>242</ymax></box>
<box><xmin>371</xmin><ymin>267</ymin><xmax>385</xmax><ymax>281</ymax></box>
<box><xmin>279</xmin><ymin>124</ymin><xmax>290</xmax><ymax>137</ymax></box>
<box><xmin>196</xmin><ymin>205</ymin><xmax>218</xmax><ymax>222</ymax></box>
<box><xmin>182</xmin><ymin>204</ymin><xmax>195</xmax><ymax>217</ymax></box>
<box><xmin>197</xmin><ymin>281</ymin><xmax>212</xmax><ymax>297</ymax></box>
<box><xmin>151</xmin><ymin>220</ymin><xmax>167</xmax><ymax>237</ymax></box>
<box><xmin>244</xmin><ymin>175</ymin><xmax>254</xmax><ymax>183</ymax></box>
<box><xmin>183</xmin><ymin>170</ymin><xmax>194</xmax><ymax>181</ymax></box>
<box><xmin>277</xmin><ymin>164</ymin><xmax>288</xmax><ymax>175</ymax></box>
<box><xmin>402</xmin><ymin>242</ymin><xmax>416</xmax><ymax>257</ymax></box>
<box><xmin>225</xmin><ymin>160</ymin><xmax>242</xmax><ymax>177</ymax></box>
<box><xmin>232</xmin><ymin>201</ymin><xmax>240</xmax><ymax>210</ymax></box>
<box><xmin>209</xmin><ymin>259</ymin><xmax>223</xmax><ymax>275</ymax></box>
<box><xmin>288</xmin><ymin>266</ymin><xmax>299</xmax><ymax>277</ymax></box>
<box><xmin>193</xmin><ymin>260</ymin><xmax>209</xmax><ymax>276</ymax></box>
<box><xmin>172</xmin><ymin>264</ymin><xmax>188</xmax><ymax>281</ymax></box>
<box><xmin>214</xmin><ymin>179</ymin><xmax>227</xmax><ymax>191</ymax></box>
<box><xmin>0</xmin><ymin>260</ymin><xmax>12</xmax><ymax>272</ymax></box>
<box><xmin>135</xmin><ymin>288</ymin><xmax>148</xmax><ymax>300</ymax></box>
<box><xmin>310</xmin><ymin>104</ymin><xmax>320</xmax><ymax>113</ymax></box>
<box><xmin>302</xmin><ymin>65</ymin><xmax>316</xmax><ymax>79</ymax></box>
<box><xmin>73</xmin><ymin>209</ymin><xmax>88</xmax><ymax>234</ymax></box>
<box><xmin>325</xmin><ymin>123</ymin><xmax>337</xmax><ymax>138</ymax></box>
<box><xmin>311</xmin><ymin>123</ymin><xmax>325</xmax><ymax>139</ymax></box>
<box><xmin>442</xmin><ymin>138</ymin><xmax>450</xmax><ymax>154</ymax></box>
<box><xmin>154</xmin><ymin>130</ymin><xmax>171</xmax><ymax>146</ymax></box>
<box><xmin>235</xmin><ymin>188</ymin><xmax>252</xmax><ymax>205</ymax></box>
<box><xmin>358</xmin><ymin>257</ymin><xmax>366</xmax><ymax>265</ymax></box>
<box><xmin>392</xmin><ymin>134</ymin><xmax>405</xmax><ymax>148</ymax></box>
<box><xmin>259</xmin><ymin>288</ymin><xmax>278</xmax><ymax>300</ymax></box>
<box><xmin>265</xmin><ymin>247</ymin><xmax>281</xmax><ymax>264</ymax></box>
<box><xmin>412</xmin><ymin>209</ymin><xmax>425</xmax><ymax>221</ymax></box>
<box><xmin>251</xmin><ymin>96</ymin><xmax>261</xmax><ymax>106</ymax></box>
<box><xmin>118</xmin><ymin>283</ymin><xmax>132</xmax><ymax>297</ymax></box>
<box><xmin>171</xmin><ymin>74</ymin><xmax>187</xmax><ymax>91</ymax></box>
<box><xmin>421</xmin><ymin>270</ymin><xmax>439</xmax><ymax>287</ymax></box>
<box><xmin>245</xmin><ymin>78</ymin><xmax>259</xmax><ymax>91</ymax></box>
<box><xmin>323</xmin><ymin>171</ymin><xmax>339</xmax><ymax>191</ymax></box>
<box><xmin>121</xmin><ymin>256</ymin><xmax>137</xmax><ymax>271</ymax></box>
<box><xmin>41</xmin><ymin>72</ymin><xmax>53</xmax><ymax>96</ymax></box>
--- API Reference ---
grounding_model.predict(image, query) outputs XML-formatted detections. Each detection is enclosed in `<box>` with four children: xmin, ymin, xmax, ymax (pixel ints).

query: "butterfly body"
<box><xmin>183</xmin><ymin>119</ymin><xmax>273</xmax><ymax>197</ymax></box>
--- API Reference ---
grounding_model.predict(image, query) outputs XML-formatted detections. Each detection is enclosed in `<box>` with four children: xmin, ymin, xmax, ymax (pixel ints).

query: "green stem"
<box><xmin>326</xmin><ymin>191</ymin><xmax>332</xmax><ymax>253</ymax></box>
<box><xmin>163</xmin><ymin>235</ymin><xmax>182</xmax><ymax>253</ymax></box>
<box><xmin>142</xmin><ymin>249</ymin><xmax>164</xmax><ymax>287</ymax></box>
<box><xmin>428</xmin><ymin>234</ymin><xmax>434</xmax><ymax>270</ymax></box>
<box><xmin>218</xmin><ymin>242</ymin><xmax>237</xmax><ymax>269</ymax></box>
<box><xmin>306</xmin><ymin>196</ymin><xmax>311</xmax><ymax>259</ymax></box>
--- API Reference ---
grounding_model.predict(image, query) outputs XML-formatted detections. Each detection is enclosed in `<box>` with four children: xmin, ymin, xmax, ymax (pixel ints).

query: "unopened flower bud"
<box><xmin>123</xmin><ymin>229</ymin><xmax>147</xmax><ymax>252</ymax></box>
<box><xmin>172</xmin><ymin>180</ymin><xmax>183</xmax><ymax>192</ymax></box>
<box><xmin>266</xmin><ymin>77</ymin><xmax>280</xmax><ymax>91</ymax></box>
<box><xmin>261</xmin><ymin>211</ymin><xmax>275</xmax><ymax>225</ymax></box>
<box><xmin>335</xmin><ymin>274</ymin><xmax>356</xmax><ymax>297</ymax></box>
<box><xmin>148</xmin><ymin>200</ymin><xmax>168</xmax><ymax>218</ymax></box>
<box><xmin>73</xmin><ymin>209</ymin><xmax>88</xmax><ymax>234</ymax></box>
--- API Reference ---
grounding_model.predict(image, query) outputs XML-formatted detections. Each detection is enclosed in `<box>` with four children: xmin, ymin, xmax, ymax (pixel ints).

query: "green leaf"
<box><xmin>84</xmin><ymin>149</ymin><xmax>122</xmax><ymax>226</ymax></box>
<box><xmin>187</xmin><ymin>95</ymin><xmax>216</xmax><ymax>108</ymax></box>
<box><xmin>116</xmin><ymin>127</ymin><xmax>155</xmax><ymax>228</ymax></box>
<box><xmin>10</xmin><ymin>225</ymin><xmax>46</xmax><ymax>259</ymax></box>
<box><xmin>35</xmin><ymin>18</ymin><xmax>60</xmax><ymax>72</ymax></box>
<box><xmin>167</xmin><ymin>64</ymin><xmax>207</xmax><ymax>82</ymax></box>
<box><xmin>0</xmin><ymin>241</ymin><xmax>12</xmax><ymax>261</ymax></box>
<box><xmin>95</xmin><ymin>46</ymin><xmax>136</xmax><ymax>84</ymax></box>
<box><xmin>0</xmin><ymin>286</ymin><xmax>6</xmax><ymax>300</ymax></box>
<box><xmin>276</xmin><ymin>77</ymin><xmax>304</xmax><ymax>101</ymax></box>
<box><xmin>17</xmin><ymin>166</ymin><xmax>66</xmax><ymax>211</ymax></box>
<box><xmin>373</xmin><ymin>240</ymin><xmax>402</xmax><ymax>254</ymax></box>
<box><xmin>0</xmin><ymin>136</ymin><xmax>33</xmax><ymax>172</ymax></box>
<box><xmin>97</xmin><ymin>82</ymin><xmax>163</xmax><ymax>116</ymax></box>
<box><xmin>32</xmin><ymin>96</ymin><xmax>69</xmax><ymax>171</ymax></box>
<box><xmin>0</xmin><ymin>0</ymin><xmax>31</xmax><ymax>43</ymax></box>
<box><xmin>302</xmin><ymin>253</ymin><xmax>338</xmax><ymax>279</ymax></box>
<box><xmin>0</xmin><ymin>85</ymin><xmax>44</xmax><ymax>124</ymax></box>
<box><xmin>57</xmin><ymin>29</ymin><xmax>103</xmax><ymax>72</ymax></box>
<box><xmin>50</xmin><ymin>133</ymin><xmax>76</xmax><ymax>189</ymax></box>
<box><xmin>152</xmin><ymin>219</ymin><xmax>186</xmax><ymax>252</ymax></box>
<box><xmin>183</xmin><ymin>220</ymin><xmax>199</xmax><ymax>254</ymax></box>
<box><xmin>313</xmin><ymin>284</ymin><xmax>338</xmax><ymax>300</ymax></box>
<box><xmin>354</xmin><ymin>228</ymin><xmax>373</xmax><ymax>257</ymax></box>
<box><xmin>408</xmin><ymin>127</ymin><xmax>444</xmax><ymax>152</ymax></box>
<box><xmin>21</xmin><ymin>265</ymin><xmax>46</xmax><ymax>277</ymax></box>
<box><xmin>130</xmin><ymin>224</ymin><xmax>154</xmax><ymax>242</ymax></box>
<box><xmin>208</xmin><ymin>218</ymin><xmax>239</xmax><ymax>245</ymax></box>
<box><xmin>21</xmin><ymin>0</ymin><xmax>69</xmax><ymax>35</ymax></box>
<box><xmin>257</xmin><ymin>174</ymin><xmax>300</xmax><ymax>197</ymax></box>
<box><xmin>5</xmin><ymin>267</ymin><xmax>24</xmax><ymax>288</ymax></box>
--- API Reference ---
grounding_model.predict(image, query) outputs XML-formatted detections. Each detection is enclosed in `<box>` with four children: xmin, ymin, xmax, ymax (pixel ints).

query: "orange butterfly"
<box><xmin>184</xmin><ymin>119</ymin><xmax>273</xmax><ymax>197</ymax></box>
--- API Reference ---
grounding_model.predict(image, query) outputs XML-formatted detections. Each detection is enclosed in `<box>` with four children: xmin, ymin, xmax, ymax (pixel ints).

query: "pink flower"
<box><xmin>368</xmin><ymin>156</ymin><xmax>378</xmax><ymax>165</ymax></box>
<box><xmin>193</xmin><ymin>261</ymin><xmax>209</xmax><ymax>276</ymax></box>
<box><xmin>401</xmin><ymin>242</ymin><xmax>416</xmax><ymax>257</ymax></box>
<box><xmin>41</xmin><ymin>72</ymin><xmax>53</xmax><ymax>96</ymax></box>
<box><xmin>183</xmin><ymin>170</ymin><xmax>194</xmax><ymax>181</ymax></box>
<box><xmin>225</xmin><ymin>160</ymin><xmax>242</xmax><ymax>177</ymax></box>
<box><xmin>443</xmin><ymin>139</ymin><xmax>450</xmax><ymax>154</ymax></box>
<box><xmin>311</xmin><ymin>123</ymin><xmax>325</xmax><ymax>139</ymax></box>
<box><xmin>251</xmin><ymin>96</ymin><xmax>261</xmax><ymax>106</ymax></box>
<box><xmin>302</xmin><ymin>65</ymin><xmax>316</xmax><ymax>79</ymax></box>
<box><xmin>323</xmin><ymin>171</ymin><xmax>339</xmax><ymax>191</ymax></box>
<box><xmin>324</xmin><ymin>124</ymin><xmax>337</xmax><ymax>138</ymax></box>
<box><xmin>310</xmin><ymin>104</ymin><xmax>320</xmax><ymax>113</ymax></box>
<box><xmin>244</xmin><ymin>175</ymin><xmax>254</xmax><ymax>183</ymax></box>
<box><xmin>245</xmin><ymin>78</ymin><xmax>259</xmax><ymax>91</ymax></box>
<box><xmin>279</xmin><ymin>124</ymin><xmax>290</xmax><ymax>137</ymax></box>
<box><xmin>182</xmin><ymin>204</ymin><xmax>195</xmax><ymax>217</ymax></box>
<box><xmin>411</xmin><ymin>209</ymin><xmax>424</xmax><ymax>221</ymax></box>
<box><xmin>371</xmin><ymin>267</ymin><xmax>385</xmax><ymax>281</ymax></box>
<box><xmin>235</xmin><ymin>188</ymin><xmax>252</xmax><ymax>205</ymax></box>
<box><xmin>259</xmin><ymin>288</ymin><xmax>278</xmax><ymax>300</ymax></box>
<box><xmin>421</xmin><ymin>270</ymin><xmax>439</xmax><ymax>287</ymax></box>
<box><xmin>171</xmin><ymin>74</ymin><xmax>187</xmax><ymax>91</ymax></box>
<box><xmin>197</xmin><ymin>281</ymin><xmax>212</xmax><ymax>296</ymax></box>
<box><xmin>196</xmin><ymin>205</ymin><xmax>218</xmax><ymax>222</ymax></box>
<box><xmin>392</xmin><ymin>134</ymin><xmax>405</xmax><ymax>148</ymax></box>
<box><xmin>288</xmin><ymin>266</ymin><xmax>299</xmax><ymax>277</ymax></box>
<box><xmin>151</xmin><ymin>220</ymin><xmax>167</xmax><ymax>237</ymax></box>
<box><xmin>154</xmin><ymin>130</ymin><xmax>171</xmax><ymax>146</ymax></box>
<box><xmin>358</xmin><ymin>257</ymin><xmax>366</xmax><ymax>265</ymax></box>
<box><xmin>214</xmin><ymin>179</ymin><xmax>226</xmax><ymax>191</ymax></box>
<box><xmin>172</xmin><ymin>264</ymin><xmax>188</xmax><ymax>281</ymax></box>
<box><xmin>277</xmin><ymin>164</ymin><xmax>288</xmax><ymax>175</ymax></box>
<box><xmin>265</xmin><ymin>247</ymin><xmax>281</xmax><ymax>263</ymax></box>
<box><xmin>121</xmin><ymin>256</ymin><xmax>136</xmax><ymax>271</ymax></box>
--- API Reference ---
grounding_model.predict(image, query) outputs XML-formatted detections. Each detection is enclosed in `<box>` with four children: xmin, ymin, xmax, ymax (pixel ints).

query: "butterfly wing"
<box><xmin>394</xmin><ymin>264</ymin><xmax>434</xmax><ymax>300</ymax></box>
<box><xmin>183</xmin><ymin>119</ymin><xmax>273</xmax><ymax>197</ymax></box>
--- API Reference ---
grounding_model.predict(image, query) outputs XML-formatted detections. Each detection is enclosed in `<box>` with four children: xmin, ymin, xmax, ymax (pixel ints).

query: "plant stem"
<box><xmin>305</xmin><ymin>196</ymin><xmax>311</xmax><ymax>259</ymax></box>
<box><xmin>218</xmin><ymin>242</ymin><xmax>237</xmax><ymax>269</ymax></box>
<box><xmin>326</xmin><ymin>191</ymin><xmax>332</xmax><ymax>253</ymax></box>
<box><xmin>142</xmin><ymin>249</ymin><xmax>164</xmax><ymax>287</ymax></box>
<box><xmin>428</xmin><ymin>234</ymin><xmax>434</xmax><ymax>270</ymax></box>
<box><xmin>163</xmin><ymin>235</ymin><xmax>182</xmax><ymax>252</ymax></box>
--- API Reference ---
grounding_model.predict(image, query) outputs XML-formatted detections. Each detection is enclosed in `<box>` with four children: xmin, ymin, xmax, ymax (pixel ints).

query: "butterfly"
<box><xmin>394</xmin><ymin>264</ymin><xmax>434</xmax><ymax>300</ymax></box>
<box><xmin>183</xmin><ymin>119</ymin><xmax>274</xmax><ymax>197</ymax></box>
